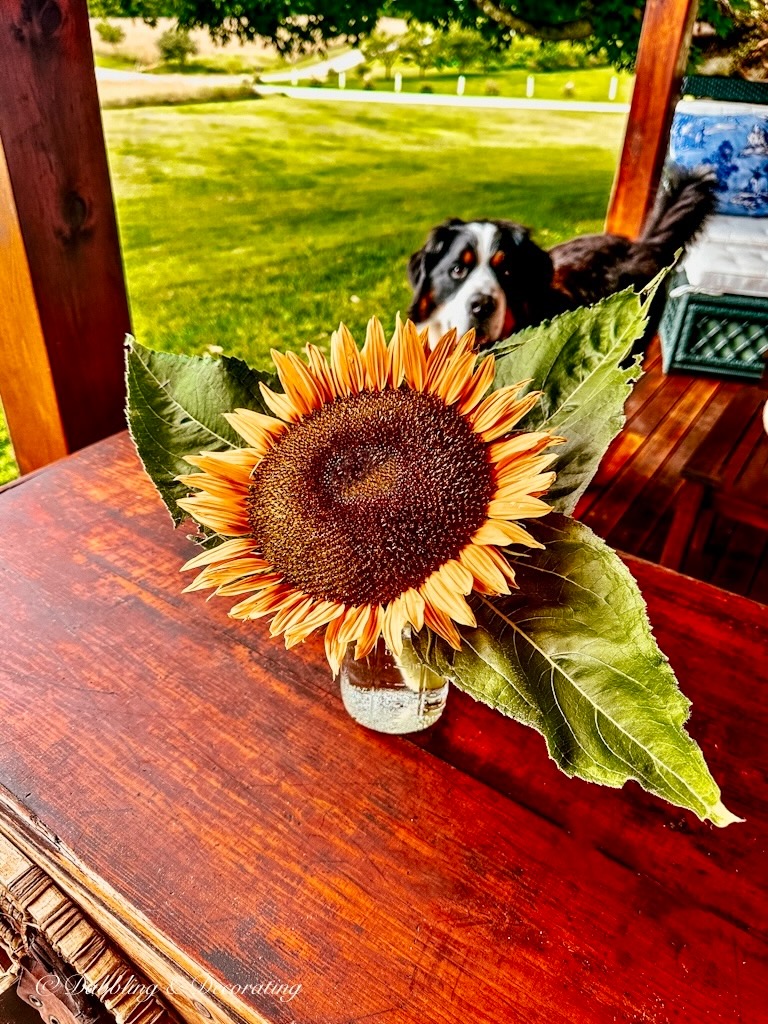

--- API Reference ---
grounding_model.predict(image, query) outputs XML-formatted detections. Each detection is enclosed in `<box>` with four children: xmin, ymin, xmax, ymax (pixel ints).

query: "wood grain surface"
<box><xmin>0</xmin><ymin>434</ymin><xmax>764</xmax><ymax>1024</ymax></box>
<box><xmin>0</xmin><ymin>0</ymin><xmax>130</xmax><ymax>469</ymax></box>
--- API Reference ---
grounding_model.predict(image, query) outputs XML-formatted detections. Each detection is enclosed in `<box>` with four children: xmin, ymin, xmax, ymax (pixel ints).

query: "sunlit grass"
<box><xmin>0</xmin><ymin>96</ymin><xmax>624</xmax><ymax>483</ymax></box>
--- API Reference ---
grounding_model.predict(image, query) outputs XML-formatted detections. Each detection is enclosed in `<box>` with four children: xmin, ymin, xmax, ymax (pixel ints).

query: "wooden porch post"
<box><xmin>0</xmin><ymin>0</ymin><xmax>131</xmax><ymax>475</ymax></box>
<box><xmin>605</xmin><ymin>0</ymin><xmax>698</xmax><ymax>238</ymax></box>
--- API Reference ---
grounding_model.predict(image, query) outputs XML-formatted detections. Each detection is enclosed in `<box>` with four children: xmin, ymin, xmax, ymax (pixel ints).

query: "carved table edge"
<box><xmin>0</xmin><ymin>793</ymin><xmax>270</xmax><ymax>1024</ymax></box>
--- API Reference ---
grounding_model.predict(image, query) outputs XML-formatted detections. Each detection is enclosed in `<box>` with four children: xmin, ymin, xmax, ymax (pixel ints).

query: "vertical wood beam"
<box><xmin>0</xmin><ymin>141</ymin><xmax>68</xmax><ymax>475</ymax></box>
<box><xmin>605</xmin><ymin>0</ymin><xmax>698</xmax><ymax>238</ymax></box>
<box><xmin>0</xmin><ymin>0</ymin><xmax>131</xmax><ymax>473</ymax></box>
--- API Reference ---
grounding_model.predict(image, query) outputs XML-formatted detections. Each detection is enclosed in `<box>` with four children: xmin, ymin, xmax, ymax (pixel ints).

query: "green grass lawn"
<box><xmin>0</xmin><ymin>96</ymin><xmax>625</xmax><ymax>483</ymax></box>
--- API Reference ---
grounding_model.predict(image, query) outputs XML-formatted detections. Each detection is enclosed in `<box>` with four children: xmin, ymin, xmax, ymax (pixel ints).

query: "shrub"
<box><xmin>419</xmin><ymin>83</ymin><xmax>434</xmax><ymax>93</ymax></box>
<box><xmin>157</xmin><ymin>27</ymin><xmax>198</xmax><ymax>67</ymax></box>
<box><xmin>484</xmin><ymin>79</ymin><xmax>500</xmax><ymax>96</ymax></box>
<box><xmin>95</xmin><ymin>20</ymin><xmax>125</xmax><ymax>47</ymax></box>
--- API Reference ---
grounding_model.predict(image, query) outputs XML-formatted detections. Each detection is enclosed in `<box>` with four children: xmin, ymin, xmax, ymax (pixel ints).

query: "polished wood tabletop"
<box><xmin>0</xmin><ymin>433</ymin><xmax>765</xmax><ymax>1024</ymax></box>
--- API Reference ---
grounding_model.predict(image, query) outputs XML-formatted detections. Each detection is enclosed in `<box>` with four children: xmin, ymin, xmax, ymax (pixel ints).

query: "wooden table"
<box><xmin>0</xmin><ymin>433</ymin><xmax>765</xmax><ymax>1024</ymax></box>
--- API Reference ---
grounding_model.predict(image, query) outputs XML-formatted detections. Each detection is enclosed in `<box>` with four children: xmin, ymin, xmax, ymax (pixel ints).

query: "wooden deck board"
<box><xmin>580</xmin><ymin>340</ymin><xmax>768</xmax><ymax>604</ymax></box>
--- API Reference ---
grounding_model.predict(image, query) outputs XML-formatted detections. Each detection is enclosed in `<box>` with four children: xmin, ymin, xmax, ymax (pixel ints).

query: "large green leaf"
<box><xmin>491</xmin><ymin>289</ymin><xmax>647</xmax><ymax>515</ymax></box>
<box><xmin>417</xmin><ymin>515</ymin><xmax>740</xmax><ymax>827</ymax></box>
<box><xmin>125</xmin><ymin>339</ymin><xmax>275</xmax><ymax>525</ymax></box>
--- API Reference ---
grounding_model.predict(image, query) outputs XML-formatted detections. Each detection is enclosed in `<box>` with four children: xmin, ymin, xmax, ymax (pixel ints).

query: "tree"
<box><xmin>157</xmin><ymin>26</ymin><xmax>198</xmax><ymax>65</ymax></box>
<box><xmin>360</xmin><ymin>30</ymin><xmax>400</xmax><ymax>79</ymax></box>
<box><xmin>434</xmin><ymin>23</ymin><xmax>494</xmax><ymax>73</ymax></box>
<box><xmin>95</xmin><ymin>20</ymin><xmax>126</xmax><ymax>47</ymax></box>
<box><xmin>92</xmin><ymin>1</ymin><xmax>754</xmax><ymax>72</ymax></box>
<box><xmin>398</xmin><ymin>22</ymin><xmax>438</xmax><ymax>76</ymax></box>
<box><xmin>89</xmin><ymin>0</ymin><xmax>172</xmax><ymax>19</ymax></box>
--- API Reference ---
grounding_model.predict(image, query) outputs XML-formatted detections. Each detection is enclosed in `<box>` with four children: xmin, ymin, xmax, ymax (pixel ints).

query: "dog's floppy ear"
<box><xmin>498</xmin><ymin>222</ymin><xmax>554</xmax><ymax>288</ymax></box>
<box><xmin>408</xmin><ymin>220</ymin><xmax>464</xmax><ymax>284</ymax></box>
<box><xmin>407</xmin><ymin>219</ymin><xmax>465</xmax><ymax>321</ymax></box>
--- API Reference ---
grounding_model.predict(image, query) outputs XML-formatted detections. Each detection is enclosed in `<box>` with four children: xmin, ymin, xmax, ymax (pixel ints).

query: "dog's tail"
<box><xmin>639</xmin><ymin>164</ymin><xmax>718</xmax><ymax>261</ymax></box>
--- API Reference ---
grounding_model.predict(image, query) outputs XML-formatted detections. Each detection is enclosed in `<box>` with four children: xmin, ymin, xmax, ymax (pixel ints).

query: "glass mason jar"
<box><xmin>339</xmin><ymin>627</ymin><xmax>449</xmax><ymax>734</ymax></box>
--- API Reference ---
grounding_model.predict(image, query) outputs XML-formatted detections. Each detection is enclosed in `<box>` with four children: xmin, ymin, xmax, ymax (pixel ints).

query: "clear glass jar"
<box><xmin>339</xmin><ymin>628</ymin><xmax>449</xmax><ymax>734</ymax></box>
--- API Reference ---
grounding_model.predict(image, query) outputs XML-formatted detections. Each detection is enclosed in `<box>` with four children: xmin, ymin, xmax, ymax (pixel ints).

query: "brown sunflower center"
<box><xmin>246</xmin><ymin>388</ymin><xmax>493</xmax><ymax>606</ymax></box>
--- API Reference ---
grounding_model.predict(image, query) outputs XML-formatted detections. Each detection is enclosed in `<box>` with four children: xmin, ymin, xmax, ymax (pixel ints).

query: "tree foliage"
<box><xmin>157</xmin><ymin>25</ymin><xmax>198</xmax><ymax>64</ymax></box>
<box><xmin>89</xmin><ymin>0</ymin><xmax>755</xmax><ymax>71</ymax></box>
<box><xmin>360</xmin><ymin>29</ymin><xmax>400</xmax><ymax>79</ymax></box>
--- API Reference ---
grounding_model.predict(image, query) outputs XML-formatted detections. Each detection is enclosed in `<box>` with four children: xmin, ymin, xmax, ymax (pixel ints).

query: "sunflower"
<box><xmin>177</xmin><ymin>318</ymin><xmax>562</xmax><ymax>673</ymax></box>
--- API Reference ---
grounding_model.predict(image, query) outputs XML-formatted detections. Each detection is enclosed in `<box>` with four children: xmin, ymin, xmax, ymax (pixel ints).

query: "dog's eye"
<box><xmin>450</xmin><ymin>263</ymin><xmax>468</xmax><ymax>280</ymax></box>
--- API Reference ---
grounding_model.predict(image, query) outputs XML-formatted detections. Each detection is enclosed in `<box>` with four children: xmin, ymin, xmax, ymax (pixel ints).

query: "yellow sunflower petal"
<box><xmin>421</xmin><ymin>571</ymin><xmax>476</xmax><ymax>628</ymax></box>
<box><xmin>325</xmin><ymin>615</ymin><xmax>347</xmax><ymax>676</ymax></box>
<box><xmin>259</xmin><ymin>381</ymin><xmax>302</xmax><ymax>423</ymax></box>
<box><xmin>387</xmin><ymin>315</ymin><xmax>406</xmax><ymax>388</ymax></box>
<box><xmin>215</xmin><ymin>571</ymin><xmax>284</xmax><ymax>597</ymax></box>
<box><xmin>182</xmin><ymin>556</ymin><xmax>272</xmax><ymax>593</ymax></box>
<box><xmin>361</xmin><ymin>317</ymin><xmax>389</xmax><ymax>391</ymax></box>
<box><xmin>495</xmin><ymin>451</ymin><xmax>560</xmax><ymax>487</ymax></box>
<box><xmin>271</xmin><ymin>350</ymin><xmax>326</xmax><ymax>417</ymax></box>
<box><xmin>487</xmin><ymin>495</ymin><xmax>552</xmax><ymax>519</ymax></box>
<box><xmin>402</xmin><ymin>587</ymin><xmax>426</xmax><ymax>632</ymax></box>
<box><xmin>472</xmin><ymin>520</ymin><xmax>544</xmax><ymax>549</ymax></box>
<box><xmin>270</xmin><ymin>594</ymin><xmax>315</xmax><ymax>637</ymax></box>
<box><xmin>229</xmin><ymin>583</ymin><xmax>291</xmax><ymax>619</ymax></box>
<box><xmin>401</xmin><ymin>319</ymin><xmax>427</xmax><ymax>391</ymax></box>
<box><xmin>437</xmin><ymin>558</ymin><xmax>474</xmax><ymax>595</ymax></box>
<box><xmin>478</xmin><ymin>393</ymin><xmax>542</xmax><ymax>442</ymax></box>
<box><xmin>286</xmin><ymin>602</ymin><xmax>345</xmax><ymax>649</ymax></box>
<box><xmin>338</xmin><ymin>604</ymin><xmax>376</xmax><ymax>645</ymax></box>
<box><xmin>458</xmin><ymin>544</ymin><xmax>510</xmax><ymax>595</ymax></box>
<box><xmin>305</xmin><ymin>344</ymin><xmax>338</xmax><ymax>401</ymax></box>
<box><xmin>489</xmin><ymin>431</ymin><xmax>559</xmax><ymax>467</ymax></box>
<box><xmin>331</xmin><ymin>323</ymin><xmax>364</xmax><ymax>396</ymax></box>
<box><xmin>456</xmin><ymin>329</ymin><xmax>477</xmax><ymax>354</ymax></box>
<box><xmin>494</xmin><ymin>472</ymin><xmax>557</xmax><ymax>501</ymax></box>
<box><xmin>176</xmin><ymin>473</ymin><xmax>248</xmax><ymax>501</ymax></box>
<box><xmin>434</xmin><ymin>351</ymin><xmax>477</xmax><ymax>406</ymax></box>
<box><xmin>382</xmin><ymin>599</ymin><xmax>408</xmax><ymax>657</ymax></box>
<box><xmin>469</xmin><ymin>385</ymin><xmax>537</xmax><ymax>434</ymax></box>
<box><xmin>177</xmin><ymin>495</ymin><xmax>250</xmax><ymax>535</ymax></box>
<box><xmin>354</xmin><ymin>605</ymin><xmax>383</xmax><ymax>659</ymax></box>
<box><xmin>456</xmin><ymin>355</ymin><xmax>496</xmax><ymax>416</ymax></box>
<box><xmin>184</xmin><ymin>446</ymin><xmax>261</xmax><ymax>481</ymax></box>
<box><xmin>425</xmin><ymin>328</ymin><xmax>459</xmax><ymax>393</ymax></box>
<box><xmin>181</xmin><ymin>537</ymin><xmax>255</xmax><ymax>572</ymax></box>
<box><xmin>423</xmin><ymin>603</ymin><xmax>462</xmax><ymax>650</ymax></box>
<box><xmin>483</xmin><ymin>546</ymin><xmax>518</xmax><ymax>587</ymax></box>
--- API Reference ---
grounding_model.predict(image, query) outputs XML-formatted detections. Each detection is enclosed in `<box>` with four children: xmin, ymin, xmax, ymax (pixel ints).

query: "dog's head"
<box><xmin>407</xmin><ymin>219</ymin><xmax>554</xmax><ymax>347</ymax></box>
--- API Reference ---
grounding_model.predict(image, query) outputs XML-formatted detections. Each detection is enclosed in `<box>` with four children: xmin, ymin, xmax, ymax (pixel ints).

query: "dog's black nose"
<box><xmin>470</xmin><ymin>294</ymin><xmax>496</xmax><ymax>319</ymax></box>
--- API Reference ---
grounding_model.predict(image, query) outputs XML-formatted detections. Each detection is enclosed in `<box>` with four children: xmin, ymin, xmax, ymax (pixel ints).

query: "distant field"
<box><xmin>90</xmin><ymin>16</ymin><xmax>281</xmax><ymax>73</ymax></box>
<box><xmin>0</xmin><ymin>96</ymin><xmax>625</xmax><ymax>483</ymax></box>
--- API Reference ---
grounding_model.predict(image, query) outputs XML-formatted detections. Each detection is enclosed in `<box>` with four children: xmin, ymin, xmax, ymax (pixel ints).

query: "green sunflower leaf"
<box><xmin>490</xmin><ymin>289</ymin><xmax>647</xmax><ymax>515</ymax></box>
<box><xmin>125</xmin><ymin>339</ymin><xmax>275</xmax><ymax>525</ymax></box>
<box><xmin>416</xmin><ymin>514</ymin><xmax>740</xmax><ymax>828</ymax></box>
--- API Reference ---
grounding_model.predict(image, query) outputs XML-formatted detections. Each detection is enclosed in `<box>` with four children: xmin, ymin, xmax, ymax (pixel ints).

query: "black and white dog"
<box><xmin>407</xmin><ymin>167</ymin><xmax>717</xmax><ymax>347</ymax></box>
